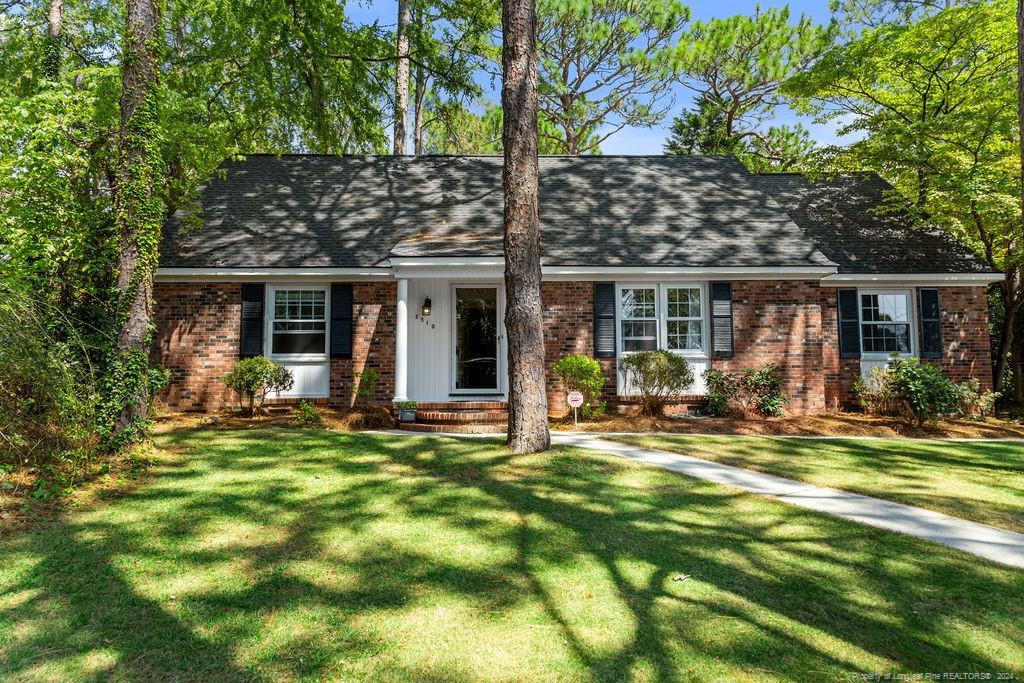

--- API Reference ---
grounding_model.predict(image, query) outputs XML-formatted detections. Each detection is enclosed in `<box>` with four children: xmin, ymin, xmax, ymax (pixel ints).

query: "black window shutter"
<box><xmin>919</xmin><ymin>288</ymin><xmax>943</xmax><ymax>359</ymax></box>
<box><xmin>330</xmin><ymin>283</ymin><xmax>354</xmax><ymax>359</ymax></box>
<box><xmin>837</xmin><ymin>288</ymin><xmax>861</xmax><ymax>359</ymax></box>
<box><xmin>710</xmin><ymin>281</ymin><xmax>734</xmax><ymax>358</ymax></box>
<box><xmin>593</xmin><ymin>282</ymin><xmax>616</xmax><ymax>358</ymax></box>
<box><xmin>239</xmin><ymin>283</ymin><xmax>265</xmax><ymax>358</ymax></box>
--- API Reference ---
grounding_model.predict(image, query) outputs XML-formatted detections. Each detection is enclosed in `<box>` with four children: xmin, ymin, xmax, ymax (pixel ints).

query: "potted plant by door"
<box><xmin>396</xmin><ymin>400</ymin><xmax>417</xmax><ymax>423</ymax></box>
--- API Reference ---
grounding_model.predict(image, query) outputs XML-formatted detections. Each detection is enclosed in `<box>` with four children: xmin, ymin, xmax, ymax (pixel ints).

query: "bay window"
<box><xmin>269</xmin><ymin>287</ymin><xmax>328</xmax><ymax>356</ymax></box>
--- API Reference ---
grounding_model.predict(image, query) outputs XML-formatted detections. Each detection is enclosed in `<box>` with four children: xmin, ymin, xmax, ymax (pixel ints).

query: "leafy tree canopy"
<box><xmin>669</xmin><ymin>6</ymin><xmax>834</xmax><ymax>171</ymax></box>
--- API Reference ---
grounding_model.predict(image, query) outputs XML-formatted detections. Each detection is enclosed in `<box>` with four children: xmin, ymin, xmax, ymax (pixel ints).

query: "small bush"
<box><xmin>355</xmin><ymin>368</ymin><xmax>378</xmax><ymax>404</ymax></box>
<box><xmin>291</xmin><ymin>400</ymin><xmax>323</xmax><ymax>426</ymax></box>
<box><xmin>703</xmin><ymin>364</ymin><xmax>789</xmax><ymax>418</ymax></box>
<box><xmin>222</xmin><ymin>357</ymin><xmax>294</xmax><ymax>416</ymax></box>
<box><xmin>856</xmin><ymin>355</ymin><xmax>960</xmax><ymax>426</ymax></box>
<box><xmin>956</xmin><ymin>379</ymin><xmax>1000</xmax><ymax>420</ymax></box>
<box><xmin>618</xmin><ymin>351</ymin><xmax>694</xmax><ymax>416</ymax></box>
<box><xmin>552</xmin><ymin>353</ymin><xmax>606</xmax><ymax>418</ymax></box>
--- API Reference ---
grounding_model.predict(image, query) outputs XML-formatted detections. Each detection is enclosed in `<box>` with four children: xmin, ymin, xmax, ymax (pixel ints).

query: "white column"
<box><xmin>394</xmin><ymin>278</ymin><xmax>409</xmax><ymax>402</ymax></box>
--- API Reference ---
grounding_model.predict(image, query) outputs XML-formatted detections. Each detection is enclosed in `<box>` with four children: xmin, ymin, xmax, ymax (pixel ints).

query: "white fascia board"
<box><xmin>820</xmin><ymin>272</ymin><xmax>1004</xmax><ymax>287</ymax></box>
<box><xmin>543</xmin><ymin>265</ymin><xmax>837</xmax><ymax>280</ymax></box>
<box><xmin>390</xmin><ymin>257</ymin><xmax>838</xmax><ymax>280</ymax></box>
<box><xmin>155</xmin><ymin>267</ymin><xmax>393</xmax><ymax>282</ymax></box>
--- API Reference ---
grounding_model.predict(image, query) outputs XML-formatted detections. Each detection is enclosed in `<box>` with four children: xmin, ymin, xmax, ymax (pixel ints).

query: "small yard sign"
<box><xmin>567</xmin><ymin>391</ymin><xmax>584</xmax><ymax>428</ymax></box>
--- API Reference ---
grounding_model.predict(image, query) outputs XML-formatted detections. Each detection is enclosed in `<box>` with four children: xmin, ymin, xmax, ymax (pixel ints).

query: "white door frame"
<box><xmin>449</xmin><ymin>282</ymin><xmax>506</xmax><ymax>396</ymax></box>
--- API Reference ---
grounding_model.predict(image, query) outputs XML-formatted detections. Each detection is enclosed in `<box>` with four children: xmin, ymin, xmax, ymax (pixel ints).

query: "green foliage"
<box><xmin>394</xmin><ymin>400</ymin><xmax>417</xmax><ymax>411</ymax></box>
<box><xmin>534</xmin><ymin>0</ymin><xmax>689</xmax><ymax>154</ymax></box>
<box><xmin>663</xmin><ymin>96</ymin><xmax>743</xmax><ymax>157</ymax></box>
<box><xmin>222</xmin><ymin>357</ymin><xmax>294</xmax><ymax>417</ymax></box>
<box><xmin>670</xmin><ymin>6</ymin><xmax>834</xmax><ymax>171</ymax></box>
<box><xmin>355</xmin><ymin>369</ymin><xmax>379</xmax><ymax>404</ymax></box>
<box><xmin>552</xmin><ymin>354</ymin><xmax>606</xmax><ymax>417</ymax></box>
<box><xmin>291</xmin><ymin>400</ymin><xmax>324</xmax><ymax>426</ymax></box>
<box><xmin>0</xmin><ymin>282</ymin><xmax>97</xmax><ymax>473</ymax></box>
<box><xmin>703</xmin><ymin>367</ymin><xmax>739</xmax><ymax>417</ymax></box>
<box><xmin>955</xmin><ymin>379</ymin><xmax>1001</xmax><ymax>421</ymax></box>
<box><xmin>857</xmin><ymin>356</ymin><xmax>962</xmax><ymax>426</ymax></box>
<box><xmin>618</xmin><ymin>351</ymin><xmax>694</xmax><ymax>416</ymax></box>
<box><xmin>703</xmin><ymin>364</ymin><xmax>789</xmax><ymax>418</ymax></box>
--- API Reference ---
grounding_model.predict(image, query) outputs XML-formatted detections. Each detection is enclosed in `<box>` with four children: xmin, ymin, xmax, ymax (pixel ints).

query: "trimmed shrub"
<box><xmin>222</xmin><ymin>357</ymin><xmax>294</xmax><ymax>416</ymax></box>
<box><xmin>703</xmin><ymin>364</ymin><xmax>789</xmax><ymax>418</ymax></box>
<box><xmin>618</xmin><ymin>351</ymin><xmax>694</xmax><ymax>416</ymax></box>
<box><xmin>552</xmin><ymin>353</ymin><xmax>606</xmax><ymax>418</ymax></box>
<box><xmin>856</xmin><ymin>355</ymin><xmax>960</xmax><ymax>426</ymax></box>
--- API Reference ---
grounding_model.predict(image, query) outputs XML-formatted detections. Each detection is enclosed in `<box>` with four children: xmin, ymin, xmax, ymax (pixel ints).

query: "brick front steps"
<box><xmin>398</xmin><ymin>401</ymin><xmax>508</xmax><ymax>434</ymax></box>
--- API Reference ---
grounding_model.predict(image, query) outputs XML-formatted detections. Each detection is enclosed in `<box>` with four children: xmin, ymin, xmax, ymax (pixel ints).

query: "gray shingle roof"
<box><xmin>160</xmin><ymin>154</ymin><xmax>834</xmax><ymax>269</ymax></box>
<box><xmin>751</xmin><ymin>173</ymin><xmax>994</xmax><ymax>274</ymax></box>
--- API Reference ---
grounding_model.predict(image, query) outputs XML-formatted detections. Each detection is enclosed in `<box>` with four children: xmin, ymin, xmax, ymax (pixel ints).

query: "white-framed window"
<box><xmin>616</xmin><ymin>283</ymin><xmax>708</xmax><ymax>357</ymax></box>
<box><xmin>268</xmin><ymin>286</ymin><xmax>329</xmax><ymax>357</ymax></box>
<box><xmin>619</xmin><ymin>286</ymin><xmax>658</xmax><ymax>352</ymax></box>
<box><xmin>858</xmin><ymin>289</ymin><xmax>914</xmax><ymax>356</ymax></box>
<box><xmin>664</xmin><ymin>286</ymin><xmax>703</xmax><ymax>352</ymax></box>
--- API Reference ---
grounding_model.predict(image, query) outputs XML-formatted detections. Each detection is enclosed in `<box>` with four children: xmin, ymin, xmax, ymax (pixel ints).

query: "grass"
<box><xmin>0</xmin><ymin>428</ymin><xmax>1021</xmax><ymax>681</ymax></box>
<box><xmin>607</xmin><ymin>434</ymin><xmax>1024</xmax><ymax>534</ymax></box>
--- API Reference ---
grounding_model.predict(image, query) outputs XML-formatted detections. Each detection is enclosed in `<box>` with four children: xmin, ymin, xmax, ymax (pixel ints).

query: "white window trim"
<box><xmin>265</xmin><ymin>284</ymin><xmax>331</xmax><ymax>362</ymax></box>
<box><xmin>615</xmin><ymin>282</ymin><xmax>709</xmax><ymax>359</ymax></box>
<box><xmin>857</xmin><ymin>287</ymin><xmax>917</xmax><ymax>359</ymax></box>
<box><xmin>616</xmin><ymin>283</ymin><xmax>659</xmax><ymax>354</ymax></box>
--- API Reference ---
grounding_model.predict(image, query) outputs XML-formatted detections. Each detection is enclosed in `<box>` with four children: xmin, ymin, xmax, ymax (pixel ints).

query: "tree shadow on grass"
<box><xmin>1</xmin><ymin>428</ymin><xmax>1022</xmax><ymax>681</ymax></box>
<box><xmin>380</xmin><ymin>435</ymin><xmax>1024</xmax><ymax>680</ymax></box>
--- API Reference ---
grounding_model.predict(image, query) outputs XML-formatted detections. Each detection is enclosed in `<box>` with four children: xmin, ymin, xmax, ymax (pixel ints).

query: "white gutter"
<box><xmin>155</xmin><ymin>267</ymin><xmax>392</xmax><ymax>281</ymax></box>
<box><xmin>821</xmin><ymin>272</ymin><xmax>1004</xmax><ymax>287</ymax></box>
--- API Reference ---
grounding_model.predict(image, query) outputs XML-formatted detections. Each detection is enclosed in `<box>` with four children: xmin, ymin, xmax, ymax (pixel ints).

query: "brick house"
<box><xmin>153</xmin><ymin>155</ymin><xmax>1000</xmax><ymax>422</ymax></box>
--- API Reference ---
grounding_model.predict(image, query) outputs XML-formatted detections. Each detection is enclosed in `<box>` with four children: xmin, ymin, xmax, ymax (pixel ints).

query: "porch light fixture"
<box><xmin>421</xmin><ymin>297</ymin><xmax>432</xmax><ymax>317</ymax></box>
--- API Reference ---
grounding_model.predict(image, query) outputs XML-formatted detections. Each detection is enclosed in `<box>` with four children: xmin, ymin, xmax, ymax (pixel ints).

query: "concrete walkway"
<box><xmin>550</xmin><ymin>433</ymin><xmax>1024</xmax><ymax>569</ymax></box>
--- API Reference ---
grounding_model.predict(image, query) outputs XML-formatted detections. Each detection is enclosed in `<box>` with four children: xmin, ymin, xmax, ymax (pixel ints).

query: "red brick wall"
<box><xmin>820</xmin><ymin>286</ymin><xmax>993</xmax><ymax>409</ymax></box>
<box><xmin>936</xmin><ymin>286</ymin><xmax>993</xmax><ymax>388</ymax></box>
<box><xmin>540</xmin><ymin>281</ymin><xmax>617</xmax><ymax>416</ymax></box>
<box><xmin>154</xmin><ymin>279</ymin><xmax>993</xmax><ymax>415</ymax></box>
<box><xmin>152</xmin><ymin>281</ymin><xmax>397</xmax><ymax>411</ymax></box>
<box><xmin>329</xmin><ymin>282</ymin><xmax>396</xmax><ymax>406</ymax></box>
<box><xmin>152</xmin><ymin>282</ymin><xmax>242</xmax><ymax>410</ymax></box>
<box><xmin>713</xmin><ymin>281</ymin><xmax>826</xmax><ymax>415</ymax></box>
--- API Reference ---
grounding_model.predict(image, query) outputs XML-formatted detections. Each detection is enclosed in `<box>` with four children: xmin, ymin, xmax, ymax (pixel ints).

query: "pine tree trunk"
<box><xmin>502</xmin><ymin>0</ymin><xmax>549</xmax><ymax>453</ymax></box>
<box><xmin>413</xmin><ymin>63</ymin><xmax>425</xmax><ymax>155</ymax></box>
<box><xmin>110</xmin><ymin>0</ymin><xmax>162</xmax><ymax>444</ymax></box>
<box><xmin>393</xmin><ymin>0</ymin><xmax>411</xmax><ymax>155</ymax></box>
<box><xmin>44</xmin><ymin>0</ymin><xmax>63</xmax><ymax>80</ymax></box>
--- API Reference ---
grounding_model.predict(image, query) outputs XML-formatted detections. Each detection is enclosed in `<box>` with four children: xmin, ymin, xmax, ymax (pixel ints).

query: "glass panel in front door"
<box><xmin>455</xmin><ymin>287</ymin><xmax>498</xmax><ymax>390</ymax></box>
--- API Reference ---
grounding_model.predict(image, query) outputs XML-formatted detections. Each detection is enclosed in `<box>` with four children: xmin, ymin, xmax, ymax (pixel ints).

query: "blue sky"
<box><xmin>349</xmin><ymin>0</ymin><xmax>838</xmax><ymax>154</ymax></box>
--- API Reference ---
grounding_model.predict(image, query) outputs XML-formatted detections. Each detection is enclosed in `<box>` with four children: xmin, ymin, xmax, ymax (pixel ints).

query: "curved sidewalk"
<box><xmin>551</xmin><ymin>432</ymin><xmax>1024</xmax><ymax>569</ymax></box>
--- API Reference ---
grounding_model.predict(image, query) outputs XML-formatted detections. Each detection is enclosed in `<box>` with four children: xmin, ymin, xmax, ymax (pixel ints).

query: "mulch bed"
<box><xmin>549</xmin><ymin>412</ymin><xmax>1024</xmax><ymax>440</ymax></box>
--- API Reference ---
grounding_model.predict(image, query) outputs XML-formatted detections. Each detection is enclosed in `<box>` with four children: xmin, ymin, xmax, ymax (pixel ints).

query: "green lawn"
<box><xmin>1</xmin><ymin>429</ymin><xmax>1022</xmax><ymax>681</ymax></box>
<box><xmin>608</xmin><ymin>434</ymin><xmax>1024</xmax><ymax>534</ymax></box>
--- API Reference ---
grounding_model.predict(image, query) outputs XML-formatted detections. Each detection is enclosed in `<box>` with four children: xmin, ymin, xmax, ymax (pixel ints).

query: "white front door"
<box><xmin>451</xmin><ymin>285</ymin><xmax>504</xmax><ymax>395</ymax></box>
